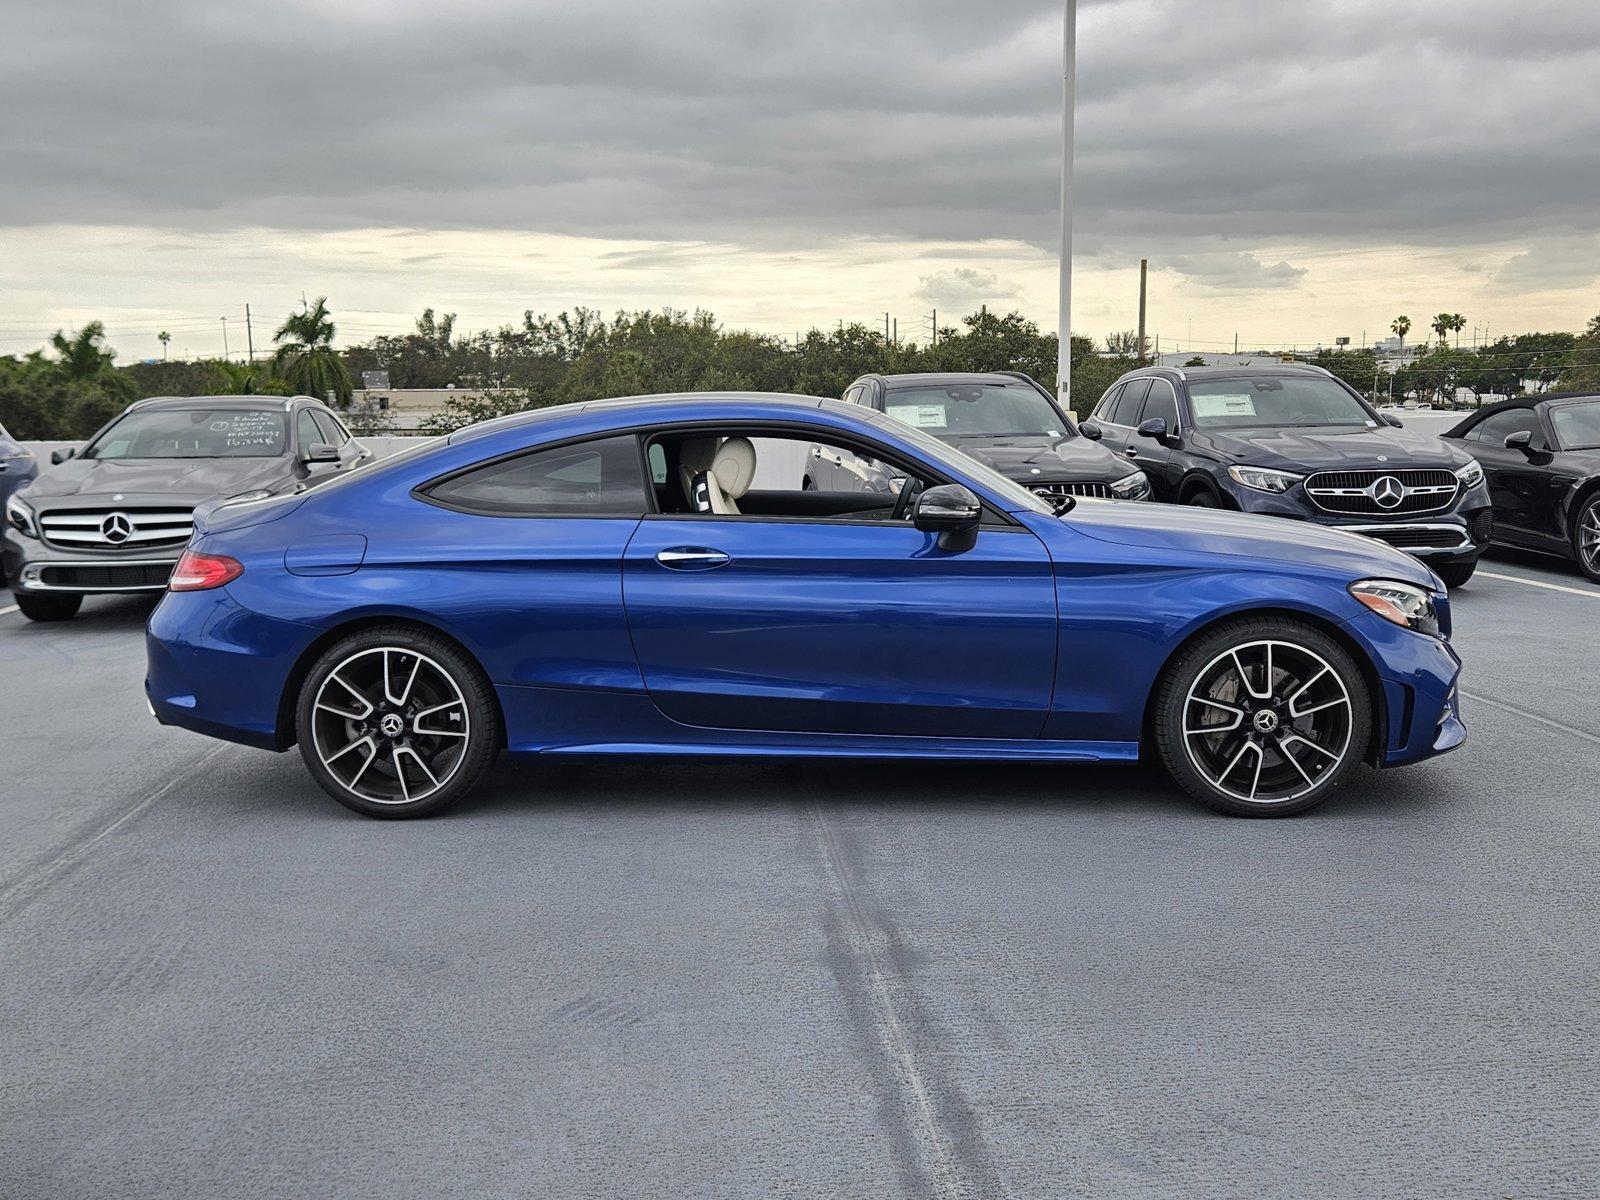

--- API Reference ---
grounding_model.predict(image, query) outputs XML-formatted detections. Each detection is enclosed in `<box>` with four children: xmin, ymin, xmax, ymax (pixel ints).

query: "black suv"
<box><xmin>835</xmin><ymin>372</ymin><xmax>1150</xmax><ymax>504</ymax></box>
<box><xmin>4</xmin><ymin>395</ymin><xmax>367</xmax><ymax>621</ymax></box>
<box><xmin>1082</xmin><ymin>364</ymin><xmax>1493</xmax><ymax>586</ymax></box>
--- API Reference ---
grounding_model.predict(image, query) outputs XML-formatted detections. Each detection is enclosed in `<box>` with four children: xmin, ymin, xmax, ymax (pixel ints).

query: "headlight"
<box><xmin>1109</xmin><ymin>470</ymin><xmax>1150</xmax><ymax>499</ymax></box>
<box><xmin>4</xmin><ymin>493</ymin><xmax>38</xmax><ymax>538</ymax></box>
<box><xmin>1454</xmin><ymin>458</ymin><xmax>1484</xmax><ymax>489</ymax></box>
<box><xmin>1349</xmin><ymin>579</ymin><xmax>1442</xmax><ymax>638</ymax></box>
<box><xmin>1227</xmin><ymin>465</ymin><xmax>1303</xmax><ymax>494</ymax></box>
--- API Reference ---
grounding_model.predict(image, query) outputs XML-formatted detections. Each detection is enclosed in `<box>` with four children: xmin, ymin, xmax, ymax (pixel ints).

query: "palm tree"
<box><xmin>1451</xmin><ymin>313</ymin><xmax>1468</xmax><ymax>348</ymax></box>
<box><xmin>212</xmin><ymin>360</ymin><xmax>284</xmax><ymax>395</ymax></box>
<box><xmin>1391</xmin><ymin>315</ymin><xmax>1411</xmax><ymax>360</ymax></box>
<box><xmin>272</xmin><ymin>296</ymin><xmax>351</xmax><ymax>406</ymax></box>
<box><xmin>158</xmin><ymin>330</ymin><xmax>170</xmax><ymax>361</ymax></box>
<box><xmin>51</xmin><ymin>321</ymin><xmax>114</xmax><ymax>380</ymax></box>
<box><xmin>1431</xmin><ymin>313</ymin><xmax>1454</xmax><ymax>347</ymax></box>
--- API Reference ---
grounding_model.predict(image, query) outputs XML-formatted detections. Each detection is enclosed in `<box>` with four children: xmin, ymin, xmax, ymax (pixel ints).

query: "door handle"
<box><xmin>656</xmin><ymin>547</ymin><xmax>731</xmax><ymax>570</ymax></box>
<box><xmin>1125</xmin><ymin>447</ymin><xmax>1140</xmax><ymax>458</ymax></box>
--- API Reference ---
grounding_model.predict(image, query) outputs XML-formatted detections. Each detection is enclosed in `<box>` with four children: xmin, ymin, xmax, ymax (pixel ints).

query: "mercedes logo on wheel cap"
<box><xmin>1371</xmin><ymin>476</ymin><xmax>1405</xmax><ymax>509</ymax></box>
<box><xmin>101</xmin><ymin>512</ymin><xmax>134</xmax><ymax>544</ymax></box>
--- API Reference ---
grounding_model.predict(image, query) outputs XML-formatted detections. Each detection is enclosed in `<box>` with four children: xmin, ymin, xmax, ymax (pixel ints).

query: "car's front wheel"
<box><xmin>15</xmin><ymin>592</ymin><xmax>83</xmax><ymax>622</ymax></box>
<box><xmin>1434</xmin><ymin>560</ymin><xmax>1478</xmax><ymax>588</ymax></box>
<box><xmin>1574</xmin><ymin>493</ymin><xmax>1600</xmax><ymax>583</ymax></box>
<box><xmin>296</xmin><ymin>625</ymin><xmax>500</xmax><ymax>818</ymax></box>
<box><xmin>1152</xmin><ymin>617</ymin><xmax>1372</xmax><ymax>817</ymax></box>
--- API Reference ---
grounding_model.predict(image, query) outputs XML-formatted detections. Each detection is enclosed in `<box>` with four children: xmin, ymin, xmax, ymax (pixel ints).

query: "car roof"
<box><xmin>853</xmin><ymin>371</ymin><xmax>1048</xmax><ymax>390</ymax></box>
<box><xmin>124</xmin><ymin>394</ymin><xmax>329</xmax><ymax>413</ymax></box>
<box><xmin>446</xmin><ymin>391</ymin><xmax>841</xmax><ymax>444</ymax></box>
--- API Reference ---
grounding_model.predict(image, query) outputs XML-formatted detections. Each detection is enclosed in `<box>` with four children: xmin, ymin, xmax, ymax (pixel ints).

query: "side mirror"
<box><xmin>1136</xmin><ymin>417</ymin><xmax>1169</xmax><ymax>442</ymax></box>
<box><xmin>303</xmin><ymin>442</ymin><xmax>340</xmax><ymax>464</ymax></box>
<box><xmin>913</xmin><ymin>483</ymin><xmax>982</xmax><ymax>552</ymax></box>
<box><xmin>1382</xmin><ymin>413</ymin><xmax>1404</xmax><ymax>428</ymax></box>
<box><xmin>51</xmin><ymin>448</ymin><xmax>76</xmax><ymax>464</ymax></box>
<box><xmin>1504</xmin><ymin>430</ymin><xmax>1535</xmax><ymax>456</ymax></box>
<box><xmin>1079</xmin><ymin>420</ymin><xmax>1103</xmax><ymax>441</ymax></box>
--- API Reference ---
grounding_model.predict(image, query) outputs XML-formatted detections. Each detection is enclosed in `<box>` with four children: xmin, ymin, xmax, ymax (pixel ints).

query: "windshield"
<box><xmin>1551</xmin><ymin>400</ymin><xmax>1600</xmax><ymax>451</ymax></box>
<box><xmin>882</xmin><ymin>383</ymin><xmax>1073</xmax><ymax>440</ymax></box>
<box><xmin>84</xmin><ymin>408</ymin><xmax>288</xmax><ymax>459</ymax></box>
<box><xmin>869</xmin><ymin>415</ymin><xmax>1056</xmax><ymax>516</ymax></box>
<box><xmin>1188</xmin><ymin>377</ymin><xmax>1375</xmax><ymax>430</ymax></box>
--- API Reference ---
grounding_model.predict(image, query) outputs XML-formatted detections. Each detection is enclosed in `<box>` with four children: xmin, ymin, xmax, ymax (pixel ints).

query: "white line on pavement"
<box><xmin>1478</xmin><ymin>570</ymin><xmax>1600</xmax><ymax>599</ymax></box>
<box><xmin>1461</xmin><ymin>690</ymin><xmax>1600</xmax><ymax>747</ymax></box>
<box><xmin>0</xmin><ymin>604</ymin><xmax>17</xmax><ymax>616</ymax></box>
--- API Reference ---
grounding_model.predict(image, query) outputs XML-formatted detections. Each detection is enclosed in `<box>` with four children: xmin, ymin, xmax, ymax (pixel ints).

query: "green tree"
<box><xmin>1431</xmin><ymin>313</ymin><xmax>1454</xmax><ymax>347</ymax></box>
<box><xmin>212</xmin><ymin>359</ymin><xmax>288</xmax><ymax>396</ymax></box>
<box><xmin>272</xmin><ymin>296</ymin><xmax>351</xmax><ymax>406</ymax></box>
<box><xmin>158</xmin><ymin>330</ymin><xmax>170</xmax><ymax>361</ymax></box>
<box><xmin>1560</xmin><ymin>315</ymin><xmax>1600</xmax><ymax>392</ymax></box>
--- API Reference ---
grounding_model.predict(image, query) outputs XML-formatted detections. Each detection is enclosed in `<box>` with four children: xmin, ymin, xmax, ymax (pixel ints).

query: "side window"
<box><xmin>1109</xmin><ymin>381</ymin><xmax>1150</xmax><ymax>425</ymax></box>
<box><xmin>425</xmin><ymin>435</ymin><xmax>649</xmax><ymax>517</ymax></box>
<box><xmin>1092</xmin><ymin>384</ymin><xmax>1123</xmax><ymax>421</ymax></box>
<box><xmin>312</xmin><ymin>410</ymin><xmax>348</xmax><ymax>447</ymax></box>
<box><xmin>1142</xmin><ymin>380</ymin><xmax>1180</xmax><ymax>430</ymax></box>
<box><xmin>295</xmin><ymin>410</ymin><xmax>321</xmax><ymax>458</ymax></box>
<box><xmin>843</xmin><ymin>386</ymin><xmax>863</xmax><ymax>405</ymax></box>
<box><xmin>1472</xmin><ymin>409</ymin><xmax>1537</xmax><ymax>446</ymax></box>
<box><xmin>648</xmin><ymin>442</ymin><xmax>668</xmax><ymax>485</ymax></box>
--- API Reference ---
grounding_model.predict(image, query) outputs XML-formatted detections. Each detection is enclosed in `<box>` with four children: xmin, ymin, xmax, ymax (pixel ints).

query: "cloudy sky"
<box><xmin>3</xmin><ymin>0</ymin><xmax>1599</xmax><ymax>360</ymax></box>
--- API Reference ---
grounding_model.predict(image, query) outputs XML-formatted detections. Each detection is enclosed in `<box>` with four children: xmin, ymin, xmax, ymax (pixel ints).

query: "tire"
<box><xmin>1574</xmin><ymin>494</ymin><xmax>1600</xmax><ymax>583</ymax></box>
<box><xmin>1152</xmin><ymin>616</ymin><xmax>1373</xmax><ymax>817</ymax></box>
<box><xmin>295</xmin><ymin>624</ymin><xmax>500</xmax><ymax>818</ymax></box>
<box><xmin>15</xmin><ymin>592</ymin><xmax>83</xmax><ymax>622</ymax></box>
<box><xmin>1434</xmin><ymin>560</ymin><xmax>1477</xmax><ymax>589</ymax></box>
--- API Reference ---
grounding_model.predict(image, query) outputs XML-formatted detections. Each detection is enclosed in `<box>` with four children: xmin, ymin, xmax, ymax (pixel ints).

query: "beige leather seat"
<box><xmin>678</xmin><ymin>437</ymin><xmax>757</xmax><ymax>514</ymax></box>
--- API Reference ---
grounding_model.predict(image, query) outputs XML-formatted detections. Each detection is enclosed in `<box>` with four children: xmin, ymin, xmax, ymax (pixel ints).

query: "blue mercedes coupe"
<box><xmin>145</xmin><ymin>393</ymin><xmax>1465</xmax><ymax>819</ymax></box>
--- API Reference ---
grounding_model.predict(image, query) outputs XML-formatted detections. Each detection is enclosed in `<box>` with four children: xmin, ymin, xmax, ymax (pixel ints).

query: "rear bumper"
<box><xmin>145</xmin><ymin>588</ymin><xmax>316</xmax><ymax>751</ymax></box>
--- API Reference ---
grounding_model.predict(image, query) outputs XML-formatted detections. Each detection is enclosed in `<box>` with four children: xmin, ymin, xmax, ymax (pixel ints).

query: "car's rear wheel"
<box><xmin>296</xmin><ymin>625</ymin><xmax>500</xmax><ymax>818</ymax></box>
<box><xmin>1434</xmin><ymin>560</ymin><xmax>1477</xmax><ymax>588</ymax></box>
<box><xmin>1574</xmin><ymin>494</ymin><xmax>1600</xmax><ymax>583</ymax></box>
<box><xmin>1153</xmin><ymin>617</ymin><xmax>1372</xmax><ymax>817</ymax></box>
<box><xmin>1185</xmin><ymin>488</ymin><xmax>1220</xmax><ymax>508</ymax></box>
<box><xmin>15</xmin><ymin>592</ymin><xmax>83</xmax><ymax>622</ymax></box>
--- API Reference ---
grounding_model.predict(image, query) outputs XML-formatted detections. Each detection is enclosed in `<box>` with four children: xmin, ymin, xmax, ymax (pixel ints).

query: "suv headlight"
<box><xmin>1454</xmin><ymin>458</ymin><xmax>1484</xmax><ymax>489</ymax></box>
<box><xmin>1109</xmin><ymin>470</ymin><xmax>1150</xmax><ymax>499</ymax></box>
<box><xmin>4</xmin><ymin>493</ymin><xmax>38</xmax><ymax>538</ymax></box>
<box><xmin>1227</xmin><ymin>465</ymin><xmax>1303</xmax><ymax>494</ymax></box>
<box><xmin>1349</xmin><ymin>579</ymin><xmax>1442</xmax><ymax>638</ymax></box>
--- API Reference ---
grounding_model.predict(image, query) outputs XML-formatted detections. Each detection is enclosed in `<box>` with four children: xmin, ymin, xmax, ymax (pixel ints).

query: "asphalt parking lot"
<box><xmin>2</xmin><ymin>550</ymin><xmax>1597</xmax><ymax>1199</ymax></box>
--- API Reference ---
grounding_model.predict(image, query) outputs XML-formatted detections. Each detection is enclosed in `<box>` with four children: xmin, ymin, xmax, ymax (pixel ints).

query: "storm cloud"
<box><xmin>4</xmin><ymin>0</ymin><xmax>1599</xmax><ymax>253</ymax></box>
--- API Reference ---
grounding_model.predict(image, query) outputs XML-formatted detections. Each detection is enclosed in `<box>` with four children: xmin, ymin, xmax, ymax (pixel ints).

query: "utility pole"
<box><xmin>1234</xmin><ymin>332</ymin><xmax>1239</xmax><ymax>354</ymax></box>
<box><xmin>220</xmin><ymin>316</ymin><xmax>229</xmax><ymax>361</ymax></box>
<box><xmin>931</xmin><ymin>309</ymin><xmax>937</xmax><ymax>349</ymax></box>
<box><xmin>1136</xmin><ymin>258</ymin><xmax>1148</xmax><ymax>363</ymax></box>
<box><xmin>884</xmin><ymin>312</ymin><xmax>890</xmax><ymax>342</ymax></box>
<box><xmin>892</xmin><ymin>317</ymin><xmax>898</xmax><ymax>345</ymax></box>
<box><xmin>245</xmin><ymin>304</ymin><xmax>255</xmax><ymax>363</ymax></box>
<box><xmin>1057</xmin><ymin>0</ymin><xmax>1076</xmax><ymax>406</ymax></box>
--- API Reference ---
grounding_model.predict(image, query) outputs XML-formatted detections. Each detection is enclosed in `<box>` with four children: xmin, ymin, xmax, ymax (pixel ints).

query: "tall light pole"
<box><xmin>1057</xmin><ymin>0</ymin><xmax>1076</xmax><ymax>407</ymax></box>
<box><xmin>220</xmin><ymin>316</ymin><xmax>229</xmax><ymax>361</ymax></box>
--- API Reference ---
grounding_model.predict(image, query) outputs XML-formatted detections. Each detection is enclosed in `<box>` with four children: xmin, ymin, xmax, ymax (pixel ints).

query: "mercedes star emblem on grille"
<box><xmin>1372</xmin><ymin>476</ymin><xmax>1405</xmax><ymax>509</ymax></box>
<box><xmin>101</xmin><ymin>512</ymin><xmax>134</xmax><ymax>544</ymax></box>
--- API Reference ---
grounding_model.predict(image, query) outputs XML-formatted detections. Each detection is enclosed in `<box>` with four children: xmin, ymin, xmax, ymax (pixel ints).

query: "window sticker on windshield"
<box><xmin>218</xmin><ymin>411</ymin><xmax>281</xmax><ymax>448</ymax></box>
<box><xmin>887</xmin><ymin>404</ymin><xmax>948</xmax><ymax>429</ymax></box>
<box><xmin>1192</xmin><ymin>393</ymin><xmax>1257</xmax><ymax>419</ymax></box>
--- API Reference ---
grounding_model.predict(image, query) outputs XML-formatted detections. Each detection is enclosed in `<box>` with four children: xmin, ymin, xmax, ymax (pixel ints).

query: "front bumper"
<box><xmin>1223</xmin><ymin>485</ymin><xmax>1492</xmax><ymax>564</ymax></box>
<box><xmin>4</xmin><ymin>527</ymin><xmax>178</xmax><ymax>593</ymax></box>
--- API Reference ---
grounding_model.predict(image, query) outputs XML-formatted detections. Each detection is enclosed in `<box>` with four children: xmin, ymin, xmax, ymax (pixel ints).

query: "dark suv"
<box><xmin>4</xmin><ymin>395</ymin><xmax>366</xmax><ymax>621</ymax></box>
<box><xmin>832</xmin><ymin>372</ymin><xmax>1150</xmax><ymax>504</ymax></box>
<box><xmin>1083</xmin><ymin>364</ymin><xmax>1493</xmax><ymax>586</ymax></box>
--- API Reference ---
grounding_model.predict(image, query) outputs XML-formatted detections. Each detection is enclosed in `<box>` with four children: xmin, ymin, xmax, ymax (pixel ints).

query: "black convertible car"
<box><xmin>1443</xmin><ymin>393</ymin><xmax>1600</xmax><ymax>581</ymax></box>
<box><xmin>3</xmin><ymin>395</ymin><xmax>367</xmax><ymax>620</ymax></box>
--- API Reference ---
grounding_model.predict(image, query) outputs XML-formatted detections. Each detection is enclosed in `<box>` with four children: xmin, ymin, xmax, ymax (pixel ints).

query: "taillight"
<box><xmin>168</xmin><ymin>549</ymin><xmax>244</xmax><ymax>592</ymax></box>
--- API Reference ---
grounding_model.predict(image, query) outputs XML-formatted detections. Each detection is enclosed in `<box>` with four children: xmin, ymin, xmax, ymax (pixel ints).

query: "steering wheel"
<box><xmin>890</xmin><ymin>476</ymin><xmax>921</xmax><ymax>522</ymax></box>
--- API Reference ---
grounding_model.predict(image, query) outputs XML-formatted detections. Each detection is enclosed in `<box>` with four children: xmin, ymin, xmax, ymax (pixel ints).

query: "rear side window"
<box><xmin>1092</xmin><ymin>384</ymin><xmax>1123</xmax><ymax>421</ymax></box>
<box><xmin>1109</xmin><ymin>381</ymin><xmax>1150</xmax><ymax>425</ymax></box>
<box><xmin>425</xmin><ymin>435</ymin><xmax>649</xmax><ymax>516</ymax></box>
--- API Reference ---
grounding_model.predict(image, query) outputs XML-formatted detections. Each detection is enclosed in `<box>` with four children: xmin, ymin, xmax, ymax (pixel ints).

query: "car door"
<box><xmin>1124</xmin><ymin>377</ymin><xmax>1179</xmax><ymax>496</ymax></box>
<box><xmin>1462</xmin><ymin>408</ymin><xmax>1544</xmax><ymax>544</ymax></box>
<box><xmin>622</xmin><ymin>432</ymin><xmax>1058</xmax><ymax>740</ymax></box>
<box><xmin>1097</xmin><ymin>380</ymin><xmax>1148</xmax><ymax>462</ymax></box>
